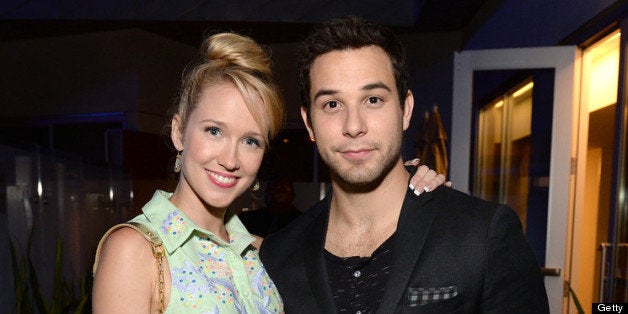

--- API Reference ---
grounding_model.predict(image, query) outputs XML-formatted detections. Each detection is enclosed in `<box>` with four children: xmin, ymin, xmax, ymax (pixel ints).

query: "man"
<box><xmin>260</xmin><ymin>16</ymin><xmax>549</xmax><ymax>313</ymax></box>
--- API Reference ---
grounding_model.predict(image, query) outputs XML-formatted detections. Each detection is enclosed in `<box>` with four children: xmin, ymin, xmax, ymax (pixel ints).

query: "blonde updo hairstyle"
<box><xmin>174</xmin><ymin>32</ymin><xmax>285</xmax><ymax>147</ymax></box>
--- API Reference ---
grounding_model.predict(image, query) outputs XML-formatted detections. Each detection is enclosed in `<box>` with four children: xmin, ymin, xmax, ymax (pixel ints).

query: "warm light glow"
<box><xmin>513</xmin><ymin>82</ymin><xmax>534</xmax><ymax>97</ymax></box>
<box><xmin>494</xmin><ymin>100</ymin><xmax>504</xmax><ymax>108</ymax></box>
<box><xmin>109</xmin><ymin>187</ymin><xmax>114</xmax><ymax>202</ymax></box>
<box><xmin>282</xmin><ymin>138</ymin><xmax>289</xmax><ymax>144</ymax></box>
<box><xmin>603</xmin><ymin>32</ymin><xmax>621</xmax><ymax>44</ymax></box>
<box><xmin>584</xmin><ymin>30</ymin><xmax>620</xmax><ymax>112</ymax></box>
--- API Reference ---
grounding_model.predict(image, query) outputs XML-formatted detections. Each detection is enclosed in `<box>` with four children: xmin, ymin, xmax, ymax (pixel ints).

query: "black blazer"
<box><xmin>260</xmin><ymin>186</ymin><xmax>549</xmax><ymax>313</ymax></box>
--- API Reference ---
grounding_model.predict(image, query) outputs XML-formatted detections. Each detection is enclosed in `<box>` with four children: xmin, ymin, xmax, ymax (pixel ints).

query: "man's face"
<box><xmin>302</xmin><ymin>46</ymin><xmax>413</xmax><ymax>187</ymax></box>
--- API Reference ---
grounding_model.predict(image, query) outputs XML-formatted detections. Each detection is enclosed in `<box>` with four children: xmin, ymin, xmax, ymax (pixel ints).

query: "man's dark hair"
<box><xmin>297</xmin><ymin>15</ymin><xmax>409</xmax><ymax>114</ymax></box>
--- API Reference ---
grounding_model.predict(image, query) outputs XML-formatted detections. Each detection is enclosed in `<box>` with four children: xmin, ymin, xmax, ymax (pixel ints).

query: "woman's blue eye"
<box><xmin>245</xmin><ymin>138</ymin><xmax>260</xmax><ymax>147</ymax></box>
<box><xmin>206</xmin><ymin>126</ymin><xmax>221</xmax><ymax>135</ymax></box>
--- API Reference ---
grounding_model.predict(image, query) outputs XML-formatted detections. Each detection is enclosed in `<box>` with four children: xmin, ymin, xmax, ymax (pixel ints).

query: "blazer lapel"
<box><xmin>376</xmin><ymin>189</ymin><xmax>438</xmax><ymax>314</ymax></box>
<box><xmin>303</xmin><ymin>196</ymin><xmax>337</xmax><ymax>313</ymax></box>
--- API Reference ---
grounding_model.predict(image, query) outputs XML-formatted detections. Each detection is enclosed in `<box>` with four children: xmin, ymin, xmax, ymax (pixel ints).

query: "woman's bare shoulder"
<box><xmin>92</xmin><ymin>226</ymin><xmax>157</xmax><ymax>313</ymax></box>
<box><xmin>100</xmin><ymin>227</ymin><xmax>155</xmax><ymax>260</ymax></box>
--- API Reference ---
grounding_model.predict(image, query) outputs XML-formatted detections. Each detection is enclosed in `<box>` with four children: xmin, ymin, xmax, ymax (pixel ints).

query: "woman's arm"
<box><xmin>92</xmin><ymin>227</ymin><xmax>162</xmax><ymax>313</ymax></box>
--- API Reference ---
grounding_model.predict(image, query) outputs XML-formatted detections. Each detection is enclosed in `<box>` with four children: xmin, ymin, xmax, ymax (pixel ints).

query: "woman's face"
<box><xmin>172</xmin><ymin>82</ymin><xmax>267</xmax><ymax>210</ymax></box>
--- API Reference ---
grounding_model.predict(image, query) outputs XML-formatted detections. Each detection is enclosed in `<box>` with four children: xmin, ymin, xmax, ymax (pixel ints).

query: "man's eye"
<box><xmin>368</xmin><ymin>97</ymin><xmax>380</xmax><ymax>104</ymax></box>
<box><xmin>326</xmin><ymin>101</ymin><xmax>338</xmax><ymax>109</ymax></box>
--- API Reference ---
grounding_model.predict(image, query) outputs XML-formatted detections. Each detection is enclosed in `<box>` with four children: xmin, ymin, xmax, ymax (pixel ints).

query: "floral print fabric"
<box><xmin>131</xmin><ymin>190</ymin><xmax>284</xmax><ymax>313</ymax></box>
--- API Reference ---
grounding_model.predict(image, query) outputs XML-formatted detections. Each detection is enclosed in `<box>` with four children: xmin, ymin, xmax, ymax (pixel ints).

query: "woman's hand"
<box><xmin>404</xmin><ymin>158</ymin><xmax>452</xmax><ymax>195</ymax></box>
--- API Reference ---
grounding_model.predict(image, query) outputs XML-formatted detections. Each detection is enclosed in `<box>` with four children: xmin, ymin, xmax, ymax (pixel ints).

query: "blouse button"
<box><xmin>353</xmin><ymin>270</ymin><xmax>361</xmax><ymax>278</ymax></box>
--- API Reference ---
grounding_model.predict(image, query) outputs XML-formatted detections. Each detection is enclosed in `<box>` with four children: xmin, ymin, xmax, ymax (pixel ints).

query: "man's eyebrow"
<box><xmin>313</xmin><ymin>89</ymin><xmax>338</xmax><ymax>102</ymax></box>
<box><xmin>362</xmin><ymin>82</ymin><xmax>392</xmax><ymax>92</ymax></box>
<box><xmin>312</xmin><ymin>82</ymin><xmax>392</xmax><ymax>101</ymax></box>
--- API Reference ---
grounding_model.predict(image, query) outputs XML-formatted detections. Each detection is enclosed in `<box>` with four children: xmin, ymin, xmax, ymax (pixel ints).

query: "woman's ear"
<box><xmin>171</xmin><ymin>115</ymin><xmax>184</xmax><ymax>151</ymax></box>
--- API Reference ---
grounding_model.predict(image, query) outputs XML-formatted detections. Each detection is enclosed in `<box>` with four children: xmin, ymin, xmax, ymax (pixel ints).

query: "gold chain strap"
<box><xmin>157</xmin><ymin>261</ymin><xmax>165</xmax><ymax>313</ymax></box>
<box><xmin>94</xmin><ymin>222</ymin><xmax>167</xmax><ymax>313</ymax></box>
<box><xmin>145</xmin><ymin>227</ymin><xmax>166</xmax><ymax>314</ymax></box>
<box><xmin>154</xmin><ymin>244</ymin><xmax>165</xmax><ymax>313</ymax></box>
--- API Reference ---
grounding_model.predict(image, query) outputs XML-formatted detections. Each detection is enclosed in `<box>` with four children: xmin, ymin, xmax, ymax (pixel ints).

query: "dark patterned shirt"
<box><xmin>324</xmin><ymin>233</ymin><xmax>396</xmax><ymax>314</ymax></box>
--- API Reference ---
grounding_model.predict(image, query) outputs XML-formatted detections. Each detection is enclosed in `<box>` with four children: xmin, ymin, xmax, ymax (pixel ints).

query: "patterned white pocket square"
<box><xmin>407</xmin><ymin>285</ymin><xmax>458</xmax><ymax>306</ymax></box>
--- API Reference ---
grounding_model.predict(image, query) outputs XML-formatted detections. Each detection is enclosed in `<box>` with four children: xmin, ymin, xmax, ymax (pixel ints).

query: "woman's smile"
<box><xmin>206</xmin><ymin>169</ymin><xmax>238</xmax><ymax>188</ymax></box>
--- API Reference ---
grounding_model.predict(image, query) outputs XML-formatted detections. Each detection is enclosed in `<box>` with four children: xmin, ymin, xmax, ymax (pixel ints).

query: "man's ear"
<box><xmin>402</xmin><ymin>90</ymin><xmax>414</xmax><ymax>131</ymax></box>
<box><xmin>300</xmin><ymin>106</ymin><xmax>315</xmax><ymax>140</ymax></box>
<box><xmin>171</xmin><ymin>115</ymin><xmax>184</xmax><ymax>151</ymax></box>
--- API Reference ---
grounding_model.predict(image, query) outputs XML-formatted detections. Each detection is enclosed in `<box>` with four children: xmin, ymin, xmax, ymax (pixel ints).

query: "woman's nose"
<box><xmin>217</xmin><ymin>143</ymin><xmax>240</xmax><ymax>170</ymax></box>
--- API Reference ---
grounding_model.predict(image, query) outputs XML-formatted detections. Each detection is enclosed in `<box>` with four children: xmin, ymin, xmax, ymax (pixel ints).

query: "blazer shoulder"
<box><xmin>260</xmin><ymin>198</ymin><xmax>328</xmax><ymax>259</ymax></box>
<box><xmin>428</xmin><ymin>186</ymin><xmax>503</xmax><ymax>215</ymax></box>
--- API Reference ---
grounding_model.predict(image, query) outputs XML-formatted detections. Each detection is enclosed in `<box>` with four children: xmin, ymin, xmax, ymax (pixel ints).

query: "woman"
<box><xmin>92</xmin><ymin>32</ymin><xmax>445</xmax><ymax>313</ymax></box>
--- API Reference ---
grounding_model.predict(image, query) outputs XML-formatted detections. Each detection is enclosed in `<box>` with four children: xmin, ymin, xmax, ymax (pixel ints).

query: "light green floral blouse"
<box><xmin>130</xmin><ymin>190</ymin><xmax>284</xmax><ymax>313</ymax></box>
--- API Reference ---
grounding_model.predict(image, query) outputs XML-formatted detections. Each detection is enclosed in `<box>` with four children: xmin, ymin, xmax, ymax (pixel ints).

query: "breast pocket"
<box><xmin>404</xmin><ymin>286</ymin><xmax>464</xmax><ymax>313</ymax></box>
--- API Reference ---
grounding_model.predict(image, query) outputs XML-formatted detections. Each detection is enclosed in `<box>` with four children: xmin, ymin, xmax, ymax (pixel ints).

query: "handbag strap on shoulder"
<box><xmin>92</xmin><ymin>221</ymin><xmax>166</xmax><ymax>313</ymax></box>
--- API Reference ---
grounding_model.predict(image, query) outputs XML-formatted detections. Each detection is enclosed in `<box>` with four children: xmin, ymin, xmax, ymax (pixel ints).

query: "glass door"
<box><xmin>452</xmin><ymin>46</ymin><xmax>580</xmax><ymax>313</ymax></box>
<box><xmin>473</xmin><ymin>74</ymin><xmax>551</xmax><ymax>264</ymax></box>
<box><xmin>453</xmin><ymin>26</ymin><xmax>628</xmax><ymax>312</ymax></box>
<box><xmin>572</xmin><ymin>28</ymin><xmax>627</xmax><ymax>306</ymax></box>
<box><xmin>475</xmin><ymin>79</ymin><xmax>534</xmax><ymax>227</ymax></box>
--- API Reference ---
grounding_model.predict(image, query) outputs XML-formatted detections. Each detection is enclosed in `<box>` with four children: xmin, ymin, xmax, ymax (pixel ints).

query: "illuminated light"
<box><xmin>37</xmin><ymin>179</ymin><xmax>43</xmax><ymax>198</ymax></box>
<box><xmin>494</xmin><ymin>100</ymin><xmax>504</xmax><ymax>108</ymax></box>
<box><xmin>282</xmin><ymin>138</ymin><xmax>289</xmax><ymax>144</ymax></box>
<box><xmin>109</xmin><ymin>187</ymin><xmax>114</xmax><ymax>202</ymax></box>
<box><xmin>603</xmin><ymin>32</ymin><xmax>621</xmax><ymax>44</ymax></box>
<box><xmin>319</xmin><ymin>182</ymin><xmax>327</xmax><ymax>200</ymax></box>
<box><xmin>513</xmin><ymin>82</ymin><xmax>534</xmax><ymax>97</ymax></box>
<box><xmin>585</xmin><ymin>29</ymin><xmax>620</xmax><ymax>112</ymax></box>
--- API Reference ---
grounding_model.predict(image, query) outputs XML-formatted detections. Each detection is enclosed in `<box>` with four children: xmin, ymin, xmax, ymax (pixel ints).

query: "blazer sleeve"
<box><xmin>481</xmin><ymin>205</ymin><xmax>550</xmax><ymax>313</ymax></box>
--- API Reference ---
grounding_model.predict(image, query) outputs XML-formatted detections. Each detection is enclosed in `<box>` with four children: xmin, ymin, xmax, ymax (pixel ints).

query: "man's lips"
<box><xmin>341</xmin><ymin>148</ymin><xmax>374</xmax><ymax>160</ymax></box>
<box><xmin>206</xmin><ymin>170</ymin><xmax>238</xmax><ymax>188</ymax></box>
